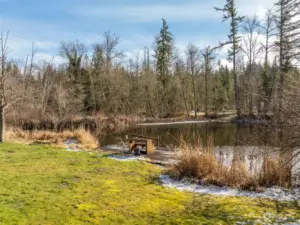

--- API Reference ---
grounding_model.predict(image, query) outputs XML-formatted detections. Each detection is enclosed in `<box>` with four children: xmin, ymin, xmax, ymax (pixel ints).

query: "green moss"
<box><xmin>0</xmin><ymin>142</ymin><xmax>299</xmax><ymax>224</ymax></box>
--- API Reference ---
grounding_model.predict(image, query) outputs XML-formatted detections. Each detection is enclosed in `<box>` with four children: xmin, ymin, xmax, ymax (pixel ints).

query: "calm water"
<box><xmin>100</xmin><ymin>122</ymin><xmax>275</xmax><ymax>147</ymax></box>
<box><xmin>101</xmin><ymin>122</ymin><xmax>300</xmax><ymax>183</ymax></box>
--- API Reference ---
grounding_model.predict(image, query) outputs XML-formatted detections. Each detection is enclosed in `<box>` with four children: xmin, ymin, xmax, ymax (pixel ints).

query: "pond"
<box><xmin>100</xmin><ymin>122</ymin><xmax>276</xmax><ymax>147</ymax></box>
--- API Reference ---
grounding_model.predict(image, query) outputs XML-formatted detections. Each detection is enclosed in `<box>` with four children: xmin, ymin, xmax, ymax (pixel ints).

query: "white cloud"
<box><xmin>6</xmin><ymin>37</ymin><xmax>63</xmax><ymax>65</ymax></box>
<box><xmin>34</xmin><ymin>53</ymin><xmax>65</xmax><ymax>65</ymax></box>
<box><xmin>175</xmin><ymin>33</ymin><xmax>227</xmax><ymax>52</ymax></box>
<box><xmin>74</xmin><ymin>0</ymin><xmax>276</xmax><ymax>23</ymax></box>
<box><xmin>238</xmin><ymin>0</ymin><xmax>275</xmax><ymax>19</ymax></box>
<box><xmin>76</xmin><ymin>2</ymin><xmax>219</xmax><ymax>22</ymax></box>
<box><xmin>9</xmin><ymin>38</ymin><xmax>58</xmax><ymax>52</ymax></box>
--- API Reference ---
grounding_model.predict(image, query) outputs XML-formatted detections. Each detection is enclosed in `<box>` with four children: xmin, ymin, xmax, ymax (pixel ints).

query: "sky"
<box><xmin>0</xmin><ymin>0</ymin><xmax>275</xmax><ymax>65</ymax></box>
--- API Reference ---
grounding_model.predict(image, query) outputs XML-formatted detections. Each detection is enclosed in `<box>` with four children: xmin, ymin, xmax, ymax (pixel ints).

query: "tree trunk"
<box><xmin>277</xmin><ymin>1</ymin><xmax>284</xmax><ymax>120</ymax></box>
<box><xmin>232</xmin><ymin>13</ymin><xmax>241</xmax><ymax>117</ymax></box>
<box><xmin>233</xmin><ymin>62</ymin><xmax>241</xmax><ymax>117</ymax></box>
<box><xmin>178</xmin><ymin>76</ymin><xmax>190</xmax><ymax>118</ymax></box>
<box><xmin>89</xmin><ymin>72</ymin><xmax>97</xmax><ymax>114</ymax></box>
<box><xmin>205</xmin><ymin>69</ymin><xmax>208</xmax><ymax>117</ymax></box>
<box><xmin>192</xmin><ymin>77</ymin><xmax>197</xmax><ymax>117</ymax></box>
<box><xmin>0</xmin><ymin>107</ymin><xmax>4</xmax><ymax>142</ymax></box>
<box><xmin>248</xmin><ymin>75</ymin><xmax>253</xmax><ymax>115</ymax></box>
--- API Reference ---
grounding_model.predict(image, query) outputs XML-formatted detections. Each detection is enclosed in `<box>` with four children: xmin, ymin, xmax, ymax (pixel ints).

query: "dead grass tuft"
<box><xmin>259</xmin><ymin>155</ymin><xmax>292</xmax><ymax>188</ymax></box>
<box><xmin>5</xmin><ymin>128</ymin><xmax>99</xmax><ymax>150</ymax></box>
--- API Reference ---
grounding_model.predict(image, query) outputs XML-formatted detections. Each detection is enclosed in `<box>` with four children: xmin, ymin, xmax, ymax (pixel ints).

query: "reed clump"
<box><xmin>169</xmin><ymin>139</ymin><xmax>292</xmax><ymax>190</ymax></box>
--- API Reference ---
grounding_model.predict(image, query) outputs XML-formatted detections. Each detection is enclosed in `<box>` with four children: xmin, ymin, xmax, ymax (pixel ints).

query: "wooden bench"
<box><xmin>127</xmin><ymin>137</ymin><xmax>156</xmax><ymax>155</ymax></box>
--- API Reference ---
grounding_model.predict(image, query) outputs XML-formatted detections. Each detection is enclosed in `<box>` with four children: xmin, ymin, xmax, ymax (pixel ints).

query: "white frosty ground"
<box><xmin>160</xmin><ymin>175</ymin><xmax>300</xmax><ymax>202</ymax></box>
<box><xmin>107</xmin><ymin>155</ymin><xmax>148</xmax><ymax>162</ymax></box>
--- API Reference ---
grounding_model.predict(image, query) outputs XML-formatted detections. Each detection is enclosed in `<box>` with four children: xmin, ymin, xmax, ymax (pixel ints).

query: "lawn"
<box><xmin>0</xmin><ymin>143</ymin><xmax>299</xmax><ymax>224</ymax></box>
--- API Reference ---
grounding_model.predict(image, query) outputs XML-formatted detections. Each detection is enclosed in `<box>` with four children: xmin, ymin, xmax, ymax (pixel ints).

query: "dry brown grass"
<box><xmin>259</xmin><ymin>155</ymin><xmax>292</xmax><ymax>188</ymax></box>
<box><xmin>6</xmin><ymin>112</ymin><xmax>144</xmax><ymax>134</ymax></box>
<box><xmin>170</xmin><ymin>139</ymin><xmax>292</xmax><ymax>190</ymax></box>
<box><xmin>5</xmin><ymin>128</ymin><xmax>99</xmax><ymax>150</ymax></box>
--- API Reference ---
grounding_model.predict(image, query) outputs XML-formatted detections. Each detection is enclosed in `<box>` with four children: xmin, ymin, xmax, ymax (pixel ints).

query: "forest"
<box><xmin>0</xmin><ymin>0</ymin><xmax>299</xmax><ymax>141</ymax></box>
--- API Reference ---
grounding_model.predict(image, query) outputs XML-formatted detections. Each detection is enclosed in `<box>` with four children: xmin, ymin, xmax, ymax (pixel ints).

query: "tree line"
<box><xmin>0</xmin><ymin>0</ymin><xmax>299</xmax><ymax>141</ymax></box>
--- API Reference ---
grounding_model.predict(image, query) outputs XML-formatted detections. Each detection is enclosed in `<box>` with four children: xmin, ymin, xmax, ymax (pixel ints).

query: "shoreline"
<box><xmin>138</xmin><ymin>119</ymin><xmax>228</xmax><ymax>126</ymax></box>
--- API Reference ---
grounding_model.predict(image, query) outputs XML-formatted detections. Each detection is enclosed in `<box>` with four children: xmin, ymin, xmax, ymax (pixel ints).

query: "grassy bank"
<box><xmin>0</xmin><ymin>143</ymin><xmax>299</xmax><ymax>224</ymax></box>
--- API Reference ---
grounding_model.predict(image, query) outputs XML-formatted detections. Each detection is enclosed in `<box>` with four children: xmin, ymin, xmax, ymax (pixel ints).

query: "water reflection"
<box><xmin>101</xmin><ymin>123</ymin><xmax>275</xmax><ymax>147</ymax></box>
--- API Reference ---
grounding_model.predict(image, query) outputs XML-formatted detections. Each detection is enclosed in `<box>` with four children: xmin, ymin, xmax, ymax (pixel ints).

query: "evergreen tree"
<box><xmin>154</xmin><ymin>18</ymin><xmax>173</xmax><ymax>116</ymax></box>
<box><xmin>202</xmin><ymin>47</ymin><xmax>215</xmax><ymax>116</ymax></box>
<box><xmin>217</xmin><ymin>65</ymin><xmax>233</xmax><ymax>109</ymax></box>
<box><xmin>274</xmin><ymin>0</ymin><xmax>300</xmax><ymax>117</ymax></box>
<box><xmin>215</xmin><ymin>0</ymin><xmax>244</xmax><ymax>116</ymax></box>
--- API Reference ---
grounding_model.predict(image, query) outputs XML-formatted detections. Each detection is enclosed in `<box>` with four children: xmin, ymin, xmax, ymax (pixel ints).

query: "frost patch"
<box><xmin>160</xmin><ymin>175</ymin><xmax>300</xmax><ymax>202</ymax></box>
<box><xmin>107</xmin><ymin>155</ymin><xmax>147</xmax><ymax>162</ymax></box>
<box><xmin>102</xmin><ymin>145</ymin><xmax>130</xmax><ymax>152</ymax></box>
<box><xmin>65</xmin><ymin>140</ymin><xmax>80</xmax><ymax>151</ymax></box>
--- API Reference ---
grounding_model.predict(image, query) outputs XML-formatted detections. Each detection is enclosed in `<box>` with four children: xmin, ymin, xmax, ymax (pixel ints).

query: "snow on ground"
<box><xmin>160</xmin><ymin>175</ymin><xmax>300</xmax><ymax>202</ymax></box>
<box><xmin>101</xmin><ymin>145</ymin><xmax>131</xmax><ymax>153</ymax></box>
<box><xmin>107</xmin><ymin>155</ymin><xmax>148</xmax><ymax>162</ymax></box>
<box><xmin>65</xmin><ymin>140</ymin><xmax>81</xmax><ymax>152</ymax></box>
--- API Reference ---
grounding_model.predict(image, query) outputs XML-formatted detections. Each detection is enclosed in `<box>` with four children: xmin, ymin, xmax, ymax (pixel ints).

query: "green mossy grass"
<box><xmin>0</xmin><ymin>143</ymin><xmax>299</xmax><ymax>224</ymax></box>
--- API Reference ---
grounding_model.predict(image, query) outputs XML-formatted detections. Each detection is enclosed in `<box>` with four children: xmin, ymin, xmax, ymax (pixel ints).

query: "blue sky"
<box><xmin>0</xmin><ymin>0</ymin><xmax>274</xmax><ymax>64</ymax></box>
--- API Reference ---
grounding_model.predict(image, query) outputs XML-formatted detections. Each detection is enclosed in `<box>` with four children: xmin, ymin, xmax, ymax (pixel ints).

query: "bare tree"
<box><xmin>40</xmin><ymin>60</ymin><xmax>55</xmax><ymax>117</ymax></box>
<box><xmin>174</xmin><ymin>51</ymin><xmax>190</xmax><ymax>117</ymax></box>
<box><xmin>0</xmin><ymin>31</ymin><xmax>9</xmax><ymax>142</ymax></box>
<box><xmin>259</xmin><ymin>9</ymin><xmax>277</xmax><ymax>113</ymax></box>
<box><xmin>202</xmin><ymin>47</ymin><xmax>214</xmax><ymax>116</ymax></box>
<box><xmin>99</xmin><ymin>32</ymin><xmax>124</xmax><ymax>113</ymax></box>
<box><xmin>215</xmin><ymin>0</ymin><xmax>245</xmax><ymax>117</ymax></box>
<box><xmin>202</xmin><ymin>46</ymin><xmax>220</xmax><ymax>116</ymax></box>
<box><xmin>23</xmin><ymin>42</ymin><xmax>37</xmax><ymax>90</ymax></box>
<box><xmin>102</xmin><ymin>31</ymin><xmax>124</xmax><ymax>75</ymax></box>
<box><xmin>60</xmin><ymin>40</ymin><xmax>87</xmax><ymax>111</ymax></box>
<box><xmin>142</xmin><ymin>47</ymin><xmax>155</xmax><ymax>117</ymax></box>
<box><xmin>60</xmin><ymin>40</ymin><xmax>87</xmax><ymax>77</ymax></box>
<box><xmin>186</xmin><ymin>44</ymin><xmax>200</xmax><ymax>117</ymax></box>
<box><xmin>241</xmin><ymin>15</ymin><xmax>262</xmax><ymax>114</ymax></box>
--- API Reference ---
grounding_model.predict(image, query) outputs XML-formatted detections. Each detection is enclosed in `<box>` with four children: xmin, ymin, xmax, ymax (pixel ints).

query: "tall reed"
<box><xmin>170</xmin><ymin>139</ymin><xmax>292</xmax><ymax>190</ymax></box>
